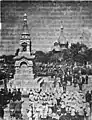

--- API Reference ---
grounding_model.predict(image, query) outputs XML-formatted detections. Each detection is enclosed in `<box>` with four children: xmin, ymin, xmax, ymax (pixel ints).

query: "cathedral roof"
<box><xmin>53</xmin><ymin>25</ymin><xmax>68</xmax><ymax>51</ymax></box>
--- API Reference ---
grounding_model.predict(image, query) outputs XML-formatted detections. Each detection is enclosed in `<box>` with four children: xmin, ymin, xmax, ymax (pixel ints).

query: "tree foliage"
<box><xmin>33</xmin><ymin>42</ymin><xmax>92</xmax><ymax>65</ymax></box>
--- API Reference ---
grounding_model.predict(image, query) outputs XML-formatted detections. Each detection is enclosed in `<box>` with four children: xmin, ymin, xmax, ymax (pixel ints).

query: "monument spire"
<box><xmin>21</xmin><ymin>13</ymin><xmax>30</xmax><ymax>39</ymax></box>
<box><xmin>58</xmin><ymin>24</ymin><xmax>66</xmax><ymax>44</ymax></box>
<box><xmin>13</xmin><ymin>13</ymin><xmax>38</xmax><ymax>90</ymax></box>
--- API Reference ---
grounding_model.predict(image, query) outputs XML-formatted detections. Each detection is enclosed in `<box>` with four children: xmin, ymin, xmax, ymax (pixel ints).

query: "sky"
<box><xmin>1</xmin><ymin>1</ymin><xmax>92</xmax><ymax>55</ymax></box>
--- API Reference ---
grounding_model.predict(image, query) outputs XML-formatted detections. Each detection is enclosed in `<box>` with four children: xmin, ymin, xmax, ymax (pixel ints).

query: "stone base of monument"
<box><xmin>8</xmin><ymin>78</ymin><xmax>40</xmax><ymax>95</ymax></box>
<box><xmin>12</xmin><ymin>73</ymin><xmax>40</xmax><ymax>90</ymax></box>
<box><xmin>14</xmin><ymin>74</ymin><xmax>35</xmax><ymax>81</ymax></box>
<box><xmin>14</xmin><ymin>80</ymin><xmax>39</xmax><ymax>88</ymax></box>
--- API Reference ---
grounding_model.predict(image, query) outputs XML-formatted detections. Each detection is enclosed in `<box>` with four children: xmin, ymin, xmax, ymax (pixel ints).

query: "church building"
<box><xmin>53</xmin><ymin>24</ymin><xmax>68</xmax><ymax>52</ymax></box>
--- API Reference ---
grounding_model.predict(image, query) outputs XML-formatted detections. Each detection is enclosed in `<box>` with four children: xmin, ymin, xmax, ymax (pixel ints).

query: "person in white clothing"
<box><xmin>71</xmin><ymin>107</ymin><xmax>76</xmax><ymax>120</ymax></box>
<box><xmin>78</xmin><ymin>107</ymin><xmax>84</xmax><ymax>120</ymax></box>
<box><xmin>85</xmin><ymin>103</ymin><xmax>90</xmax><ymax>120</ymax></box>
<box><xmin>26</xmin><ymin>109</ymin><xmax>32</xmax><ymax>120</ymax></box>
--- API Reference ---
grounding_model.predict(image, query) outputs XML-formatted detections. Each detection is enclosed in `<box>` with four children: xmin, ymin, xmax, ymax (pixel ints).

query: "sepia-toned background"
<box><xmin>1</xmin><ymin>1</ymin><xmax>92</xmax><ymax>55</ymax></box>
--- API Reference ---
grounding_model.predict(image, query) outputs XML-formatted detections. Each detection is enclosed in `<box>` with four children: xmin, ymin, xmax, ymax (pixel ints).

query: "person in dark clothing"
<box><xmin>0</xmin><ymin>92</ymin><xmax>1</xmax><ymax>105</ymax></box>
<box><xmin>85</xmin><ymin>74</ymin><xmax>88</xmax><ymax>84</ymax></box>
<box><xmin>62</xmin><ymin>80</ymin><xmax>66</xmax><ymax>93</ymax></box>
<box><xmin>14</xmin><ymin>99</ymin><xmax>24</xmax><ymax>120</ymax></box>
<box><xmin>0</xmin><ymin>92</ymin><xmax>4</xmax><ymax>106</ymax></box>
<box><xmin>47</xmin><ymin>115</ymin><xmax>52</xmax><ymax>120</ymax></box>
<box><xmin>12</xmin><ymin>89</ymin><xmax>17</xmax><ymax>101</ymax></box>
<box><xmin>91</xmin><ymin>90</ymin><xmax>92</xmax><ymax>100</ymax></box>
<box><xmin>8</xmin><ymin>89</ymin><xmax>13</xmax><ymax>102</ymax></box>
<box><xmin>85</xmin><ymin>91</ymin><xmax>91</xmax><ymax>103</ymax></box>
<box><xmin>64</xmin><ymin>75</ymin><xmax>67</xmax><ymax>84</ymax></box>
<box><xmin>0</xmin><ymin>105</ymin><xmax>4</xmax><ymax>119</ymax></box>
<box><xmin>68</xmin><ymin>75</ymin><xmax>72</xmax><ymax>85</ymax></box>
<box><xmin>62</xmin><ymin>76</ymin><xmax>67</xmax><ymax>92</ymax></box>
<box><xmin>9</xmin><ymin>100</ymin><xmax>15</xmax><ymax>118</ymax></box>
<box><xmin>73</xmin><ymin>78</ymin><xmax>77</xmax><ymax>87</ymax></box>
<box><xmin>78</xmin><ymin>80</ymin><xmax>83</xmax><ymax>91</ymax></box>
<box><xmin>4</xmin><ymin>91</ymin><xmax>9</xmax><ymax>106</ymax></box>
<box><xmin>85</xmin><ymin>90</ymin><xmax>92</xmax><ymax>112</ymax></box>
<box><xmin>16</xmin><ymin>88</ymin><xmax>21</xmax><ymax>101</ymax></box>
<box><xmin>90</xmin><ymin>90</ymin><xmax>92</xmax><ymax>112</ymax></box>
<box><xmin>82</xmin><ymin>76</ymin><xmax>85</xmax><ymax>84</ymax></box>
<box><xmin>56</xmin><ymin>98</ymin><xmax>61</xmax><ymax>106</ymax></box>
<box><xmin>60</xmin><ymin>101</ymin><xmax>66</xmax><ymax>115</ymax></box>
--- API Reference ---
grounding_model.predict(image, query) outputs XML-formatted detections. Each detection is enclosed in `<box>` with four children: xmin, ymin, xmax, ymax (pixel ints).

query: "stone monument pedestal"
<box><xmin>13</xmin><ymin>58</ymin><xmax>40</xmax><ymax>89</ymax></box>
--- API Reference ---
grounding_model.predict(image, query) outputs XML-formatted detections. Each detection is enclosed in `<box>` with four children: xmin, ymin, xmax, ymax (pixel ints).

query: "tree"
<box><xmin>62</xmin><ymin>49</ymin><xmax>71</xmax><ymax>61</ymax></box>
<box><xmin>0</xmin><ymin>55</ymin><xmax>15</xmax><ymax>80</ymax></box>
<box><xmin>70</xmin><ymin>42</ymin><xmax>81</xmax><ymax>56</ymax></box>
<box><xmin>70</xmin><ymin>42</ymin><xmax>88</xmax><ymax>64</ymax></box>
<box><xmin>74</xmin><ymin>53</ymin><xmax>87</xmax><ymax>64</ymax></box>
<box><xmin>34</xmin><ymin>51</ymin><xmax>48</xmax><ymax>63</ymax></box>
<box><xmin>85</xmin><ymin>48</ymin><xmax>92</xmax><ymax>62</ymax></box>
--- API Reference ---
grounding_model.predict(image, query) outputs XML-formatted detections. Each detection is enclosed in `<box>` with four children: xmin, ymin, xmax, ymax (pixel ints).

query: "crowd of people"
<box><xmin>27</xmin><ymin>86</ymin><xmax>92</xmax><ymax>120</ymax></box>
<box><xmin>0</xmin><ymin>88</ymin><xmax>23</xmax><ymax>120</ymax></box>
<box><xmin>35</xmin><ymin>62</ymin><xmax>92</xmax><ymax>76</ymax></box>
<box><xmin>0</xmin><ymin>64</ymin><xmax>92</xmax><ymax>120</ymax></box>
<box><xmin>53</xmin><ymin>72</ymin><xmax>89</xmax><ymax>93</ymax></box>
<box><xmin>25</xmin><ymin>70</ymin><xmax>92</xmax><ymax>120</ymax></box>
<box><xmin>0</xmin><ymin>77</ymin><xmax>92</xmax><ymax>120</ymax></box>
<box><xmin>36</xmin><ymin>62</ymin><xmax>90</xmax><ymax>92</ymax></box>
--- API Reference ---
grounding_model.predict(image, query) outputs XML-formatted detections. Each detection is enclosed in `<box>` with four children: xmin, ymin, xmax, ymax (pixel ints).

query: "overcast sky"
<box><xmin>1</xmin><ymin>1</ymin><xmax>92</xmax><ymax>55</ymax></box>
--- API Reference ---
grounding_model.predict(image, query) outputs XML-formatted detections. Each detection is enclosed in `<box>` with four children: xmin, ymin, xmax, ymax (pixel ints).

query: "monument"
<box><xmin>12</xmin><ymin>13</ymin><xmax>40</xmax><ymax>90</ymax></box>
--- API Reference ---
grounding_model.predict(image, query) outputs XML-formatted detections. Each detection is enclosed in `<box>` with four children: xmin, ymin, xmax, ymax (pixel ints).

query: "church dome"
<box><xmin>52</xmin><ymin>24</ymin><xmax>68</xmax><ymax>51</ymax></box>
<box><xmin>53</xmin><ymin>40</ymin><xmax>61</xmax><ymax>52</ymax></box>
<box><xmin>54</xmin><ymin>40</ymin><xmax>59</xmax><ymax>46</ymax></box>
